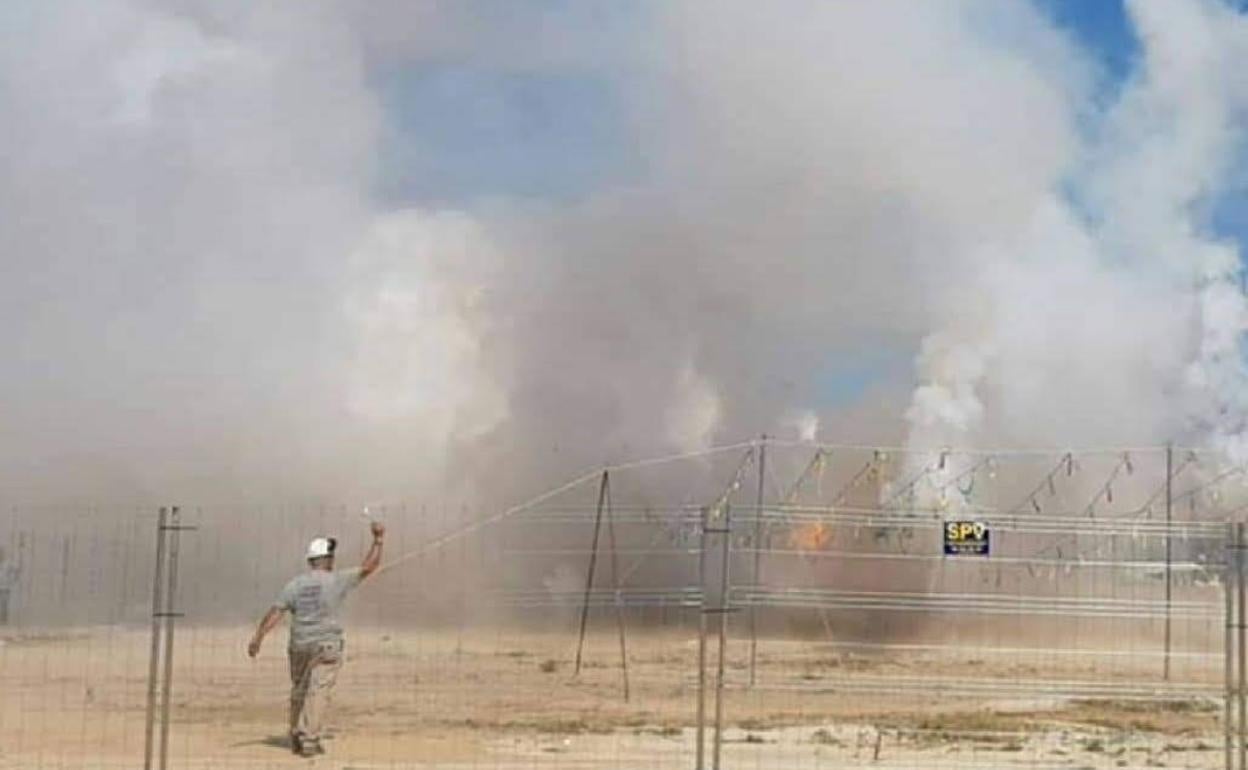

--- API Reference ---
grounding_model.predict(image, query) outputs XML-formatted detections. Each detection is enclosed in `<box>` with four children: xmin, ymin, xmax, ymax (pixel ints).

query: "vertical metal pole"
<box><xmin>696</xmin><ymin>507</ymin><xmax>709</xmax><ymax>770</ymax></box>
<box><xmin>603</xmin><ymin>472</ymin><xmax>631</xmax><ymax>702</ymax></box>
<box><xmin>749</xmin><ymin>436</ymin><xmax>766</xmax><ymax>688</ymax></box>
<box><xmin>456</xmin><ymin>504</ymin><xmax>468</xmax><ymax>659</ymax></box>
<box><xmin>1239</xmin><ymin>521</ymin><xmax>1246</xmax><ymax>770</ymax></box>
<box><xmin>1227</xmin><ymin>522</ymin><xmax>1235</xmax><ymax>770</ymax></box>
<box><xmin>1165</xmin><ymin>443</ymin><xmax>1173</xmax><ymax>681</ymax></box>
<box><xmin>159</xmin><ymin>507</ymin><xmax>182</xmax><ymax>770</ymax></box>
<box><xmin>59</xmin><ymin>534</ymin><xmax>71</xmax><ymax>605</ymax></box>
<box><xmin>143</xmin><ymin>507</ymin><xmax>168</xmax><ymax>770</ymax></box>
<box><xmin>713</xmin><ymin>503</ymin><xmax>731</xmax><ymax>770</ymax></box>
<box><xmin>575</xmin><ymin>472</ymin><xmax>608</xmax><ymax>677</ymax></box>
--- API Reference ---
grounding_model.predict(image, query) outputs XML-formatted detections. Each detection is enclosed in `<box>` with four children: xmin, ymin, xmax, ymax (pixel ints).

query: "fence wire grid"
<box><xmin>2</xmin><ymin>441</ymin><xmax>1247</xmax><ymax>769</ymax></box>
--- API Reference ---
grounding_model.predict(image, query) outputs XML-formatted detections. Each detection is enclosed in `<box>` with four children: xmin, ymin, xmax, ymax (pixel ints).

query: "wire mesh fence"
<box><xmin>2</xmin><ymin>441</ymin><xmax>1248</xmax><ymax>768</ymax></box>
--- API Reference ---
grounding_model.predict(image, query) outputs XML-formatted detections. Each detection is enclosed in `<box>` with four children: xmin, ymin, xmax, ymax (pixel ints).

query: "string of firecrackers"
<box><xmin>1022</xmin><ymin>454</ymin><xmax>1137</xmax><ymax>575</ymax></box>
<box><xmin>1159</xmin><ymin>464</ymin><xmax>1247</xmax><ymax>517</ymax></box>
<box><xmin>779</xmin><ymin>448</ymin><xmax>841</xmax><ymax>549</ymax></box>
<box><xmin>930</xmin><ymin>454</ymin><xmax>999</xmax><ymax>508</ymax></box>
<box><xmin>622</xmin><ymin>445</ymin><xmax>763</xmax><ymax>581</ymax></box>
<box><xmin>846</xmin><ymin>451</ymin><xmax>889</xmax><ymax>542</ymax></box>
<box><xmin>832</xmin><ymin>450</ymin><xmax>888</xmax><ymax>506</ymax></box>
<box><xmin>1019</xmin><ymin>455</ymin><xmax>1242</xmax><ymax>578</ymax></box>
<box><xmin>874</xmin><ymin>450</ymin><xmax>957</xmax><ymax>557</ymax></box>
<box><xmin>765</xmin><ymin>438</ymin><xmax>1181</xmax><ymax>457</ymax></box>
<box><xmin>787</xmin><ymin>450</ymin><xmax>893</xmax><ymax>548</ymax></box>
<box><xmin>1127</xmin><ymin>450</ymin><xmax>1199</xmax><ymax>519</ymax></box>
<box><xmin>773</xmin><ymin>447</ymin><xmax>842</xmax><ymax>640</ymax></box>
<box><xmin>1078</xmin><ymin>452</ymin><xmax>1135</xmax><ymax>518</ymax></box>
<box><xmin>706</xmin><ymin>445</ymin><xmax>757</xmax><ymax>521</ymax></box>
<box><xmin>865</xmin><ymin>445</ymin><xmax>1242</xmax><ymax>522</ymax></box>
<box><xmin>880</xmin><ymin>449</ymin><xmax>948</xmax><ymax>510</ymax></box>
<box><xmin>776</xmin><ymin>449</ymin><xmax>829</xmax><ymax>550</ymax></box>
<box><xmin>1006</xmin><ymin>452</ymin><xmax>1073</xmax><ymax>515</ymax></box>
<box><xmin>882</xmin><ymin>449</ymin><xmax>996</xmax><ymax>513</ymax></box>
<box><xmin>378</xmin><ymin>439</ymin><xmax>1242</xmax><ymax>576</ymax></box>
<box><xmin>747</xmin><ymin>451</ymin><xmax>795</xmax><ymax>547</ymax></box>
<box><xmin>882</xmin><ymin>448</ymin><xmax>994</xmax><ymax>514</ymax></box>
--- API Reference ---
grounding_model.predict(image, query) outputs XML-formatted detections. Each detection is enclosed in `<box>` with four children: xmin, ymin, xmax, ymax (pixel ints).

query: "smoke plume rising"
<box><xmin>2</xmin><ymin>0</ymin><xmax>1248</xmax><ymax>508</ymax></box>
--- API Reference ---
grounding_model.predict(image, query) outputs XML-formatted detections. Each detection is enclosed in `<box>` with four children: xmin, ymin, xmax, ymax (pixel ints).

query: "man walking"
<box><xmin>248</xmin><ymin>520</ymin><xmax>385</xmax><ymax>757</ymax></box>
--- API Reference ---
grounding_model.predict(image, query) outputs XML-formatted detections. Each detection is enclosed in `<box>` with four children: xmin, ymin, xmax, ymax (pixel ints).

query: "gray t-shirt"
<box><xmin>274</xmin><ymin>568</ymin><xmax>363</xmax><ymax>649</ymax></box>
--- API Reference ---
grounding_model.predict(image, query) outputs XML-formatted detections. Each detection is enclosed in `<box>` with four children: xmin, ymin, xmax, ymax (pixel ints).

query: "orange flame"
<box><xmin>789</xmin><ymin>522</ymin><xmax>831</xmax><ymax>551</ymax></box>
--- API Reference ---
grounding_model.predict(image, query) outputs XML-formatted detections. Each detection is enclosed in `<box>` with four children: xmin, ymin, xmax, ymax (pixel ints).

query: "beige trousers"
<box><xmin>288</xmin><ymin>640</ymin><xmax>343</xmax><ymax>742</ymax></box>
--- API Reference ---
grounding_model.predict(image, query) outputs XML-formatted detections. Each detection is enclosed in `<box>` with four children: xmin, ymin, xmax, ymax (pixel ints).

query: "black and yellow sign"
<box><xmin>943</xmin><ymin>520</ymin><xmax>990</xmax><ymax>556</ymax></box>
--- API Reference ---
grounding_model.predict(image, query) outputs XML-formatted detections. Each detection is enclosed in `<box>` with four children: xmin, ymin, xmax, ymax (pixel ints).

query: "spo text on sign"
<box><xmin>943</xmin><ymin>520</ymin><xmax>990</xmax><ymax>556</ymax></box>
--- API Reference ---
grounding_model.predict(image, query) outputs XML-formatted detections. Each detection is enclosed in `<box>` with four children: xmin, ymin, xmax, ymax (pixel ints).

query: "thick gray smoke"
<box><xmin>2</xmin><ymin>1</ymin><xmax>1248</xmax><ymax>506</ymax></box>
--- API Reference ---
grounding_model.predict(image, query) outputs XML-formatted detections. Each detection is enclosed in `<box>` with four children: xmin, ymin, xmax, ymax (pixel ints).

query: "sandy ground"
<box><xmin>0</xmin><ymin>619</ymin><xmax>1232</xmax><ymax>770</ymax></box>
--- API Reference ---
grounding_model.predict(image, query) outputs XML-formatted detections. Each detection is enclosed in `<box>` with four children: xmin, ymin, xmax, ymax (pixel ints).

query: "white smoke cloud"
<box><xmin>4</xmin><ymin>0</ymin><xmax>1248</xmax><ymax>507</ymax></box>
<box><xmin>901</xmin><ymin>0</ymin><xmax>1248</xmax><ymax>490</ymax></box>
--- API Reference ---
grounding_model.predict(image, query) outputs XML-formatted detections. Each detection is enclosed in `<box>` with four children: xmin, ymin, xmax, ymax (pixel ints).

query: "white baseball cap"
<box><xmin>306</xmin><ymin>537</ymin><xmax>337</xmax><ymax>560</ymax></box>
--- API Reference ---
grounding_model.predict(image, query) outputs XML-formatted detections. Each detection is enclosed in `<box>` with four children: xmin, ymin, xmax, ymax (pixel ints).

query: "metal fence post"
<box><xmin>143</xmin><ymin>507</ymin><xmax>168</xmax><ymax>770</ymax></box>
<box><xmin>749</xmin><ymin>436</ymin><xmax>766</xmax><ymax>688</ymax></box>
<box><xmin>1165</xmin><ymin>444</ymin><xmax>1173</xmax><ymax>681</ymax></box>
<box><xmin>712</xmin><ymin>502</ymin><xmax>732</xmax><ymax>770</ymax></box>
<box><xmin>159</xmin><ymin>506</ymin><xmax>182</xmax><ymax>770</ymax></box>
<box><xmin>1227</xmin><ymin>522</ymin><xmax>1235</xmax><ymax>770</ymax></box>
<box><xmin>696</xmin><ymin>506</ymin><xmax>709</xmax><ymax>770</ymax></box>
<box><xmin>1239</xmin><ymin>521</ymin><xmax>1246</xmax><ymax>770</ymax></box>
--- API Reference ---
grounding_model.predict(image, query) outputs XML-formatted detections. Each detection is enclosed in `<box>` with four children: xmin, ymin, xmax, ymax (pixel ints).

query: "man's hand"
<box><xmin>248</xmin><ymin>606</ymin><xmax>283</xmax><ymax>658</ymax></box>
<box><xmin>361</xmin><ymin>521</ymin><xmax>386</xmax><ymax>578</ymax></box>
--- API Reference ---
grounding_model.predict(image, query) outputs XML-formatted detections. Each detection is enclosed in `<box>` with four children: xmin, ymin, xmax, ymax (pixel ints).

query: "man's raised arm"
<box><xmin>360</xmin><ymin>521</ymin><xmax>385</xmax><ymax>579</ymax></box>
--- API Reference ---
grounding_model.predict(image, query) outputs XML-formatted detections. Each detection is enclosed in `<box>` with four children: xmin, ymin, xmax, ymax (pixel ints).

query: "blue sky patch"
<box><xmin>1032</xmin><ymin>0</ymin><xmax>1137</xmax><ymax>86</ymax></box>
<box><xmin>375</xmin><ymin>64</ymin><xmax>635</xmax><ymax>205</ymax></box>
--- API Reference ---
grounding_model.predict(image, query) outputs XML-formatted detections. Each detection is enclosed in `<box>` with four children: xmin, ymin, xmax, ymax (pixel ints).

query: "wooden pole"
<box><xmin>603</xmin><ymin>471</ymin><xmax>631</xmax><ymax>701</ymax></box>
<box><xmin>574</xmin><ymin>472</ymin><xmax>608</xmax><ymax>677</ymax></box>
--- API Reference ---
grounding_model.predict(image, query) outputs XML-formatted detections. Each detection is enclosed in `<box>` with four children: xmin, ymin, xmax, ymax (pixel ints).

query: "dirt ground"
<box><xmin>0</xmin><ymin>619</ymin><xmax>1231</xmax><ymax>770</ymax></box>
